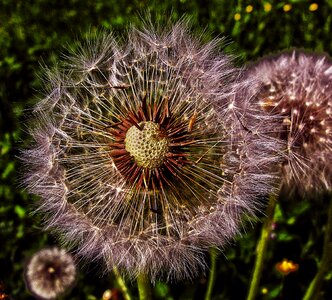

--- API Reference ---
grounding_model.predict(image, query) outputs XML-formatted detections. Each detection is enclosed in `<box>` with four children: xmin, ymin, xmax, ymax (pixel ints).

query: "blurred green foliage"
<box><xmin>0</xmin><ymin>0</ymin><xmax>331</xmax><ymax>299</ymax></box>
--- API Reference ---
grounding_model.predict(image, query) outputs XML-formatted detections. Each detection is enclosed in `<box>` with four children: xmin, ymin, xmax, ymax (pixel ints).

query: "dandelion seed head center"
<box><xmin>47</xmin><ymin>266</ymin><xmax>56</xmax><ymax>274</ymax></box>
<box><xmin>125</xmin><ymin>121</ymin><xmax>169</xmax><ymax>168</ymax></box>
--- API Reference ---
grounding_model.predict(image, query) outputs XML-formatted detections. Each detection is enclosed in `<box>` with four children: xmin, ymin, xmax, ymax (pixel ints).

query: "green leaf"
<box><xmin>277</xmin><ymin>231</ymin><xmax>293</xmax><ymax>241</ymax></box>
<box><xmin>14</xmin><ymin>205</ymin><xmax>26</xmax><ymax>218</ymax></box>
<box><xmin>0</xmin><ymin>133</ymin><xmax>11</xmax><ymax>156</ymax></box>
<box><xmin>1</xmin><ymin>162</ymin><xmax>15</xmax><ymax>179</ymax></box>
<box><xmin>155</xmin><ymin>282</ymin><xmax>172</xmax><ymax>298</ymax></box>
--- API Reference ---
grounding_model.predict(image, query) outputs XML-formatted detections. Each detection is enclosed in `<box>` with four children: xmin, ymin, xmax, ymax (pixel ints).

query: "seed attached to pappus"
<box><xmin>22</xmin><ymin>21</ymin><xmax>280</xmax><ymax>280</ymax></box>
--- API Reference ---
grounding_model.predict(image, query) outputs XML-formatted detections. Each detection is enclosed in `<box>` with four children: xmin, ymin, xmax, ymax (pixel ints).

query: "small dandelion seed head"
<box><xmin>22</xmin><ymin>21</ymin><xmax>279</xmax><ymax>281</ymax></box>
<box><xmin>246</xmin><ymin>50</ymin><xmax>332</xmax><ymax>192</ymax></box>
<box><xmin>24</xmin><ymin>247</ymin><xmax>76</xmax><ymax>300</ymax></box>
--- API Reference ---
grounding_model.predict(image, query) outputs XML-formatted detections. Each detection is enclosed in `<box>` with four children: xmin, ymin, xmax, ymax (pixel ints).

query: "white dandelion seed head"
<box><xmin>246</xmin><ymin>50</ymin><xmax>332</xmax><ymax>192</ymax></box>
<box><xmin>24</xmin><ymin>247</ymin><xmax>76</xmax><ymax>300</ymax></box>
<box><xmin>22</xmin><ymin>22</ymin><xmax>279</xmax><ymax>281</ymax></box>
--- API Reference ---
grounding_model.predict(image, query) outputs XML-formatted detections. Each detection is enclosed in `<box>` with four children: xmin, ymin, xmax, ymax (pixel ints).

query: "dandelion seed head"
<box><xmin>24</xmin><ymin>247</ymin><xmax>76</xmax><ymax>300</ymax></box>
<box><xmin>247</xmin><ymin>50</ymin><xmax>332</xmax><ymax>191</ymax></box>
<box><xmin>22</xmin><ymin>21</ymin><xmax>279</xmax><ymax>281</ymax></box>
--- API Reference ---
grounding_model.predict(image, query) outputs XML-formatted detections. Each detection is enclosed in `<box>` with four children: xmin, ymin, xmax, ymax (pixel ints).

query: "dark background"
<box><xmin>0</xmin><ymin>1</ymin><xmax>331</xmax><ymax>299</ymax></box>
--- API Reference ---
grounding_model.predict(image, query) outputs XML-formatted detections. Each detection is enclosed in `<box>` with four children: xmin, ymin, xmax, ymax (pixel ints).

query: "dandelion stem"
<box><xmin>204</xmin><ymin>247</ymin><xmax>218</xmax><ymax>300</ymax></box>
<box><xmin>137</xmin><ymin>273</ymin><xmax>152</xmax><ymax>300</ymax></box>
<box><xmin>303</xmin><ymin>193</ymin><xmax>332</xmax><ymax>300</ymax></box>
<box><xmin>112</xmin><ymin>267</ymin><xmax>132</xmax><ymax>300</ymax></box>
<box><xmin>246</xmin><ymin>193</ymin><xmax>278</xmax><ymax>300</ymax></box>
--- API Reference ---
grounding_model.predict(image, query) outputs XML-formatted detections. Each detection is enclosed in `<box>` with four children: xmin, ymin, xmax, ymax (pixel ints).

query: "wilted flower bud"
<box><xmin>24</xmin><ymin>247</ymin><xmax>76</xmax><ymax>299</ymax></box>
<box><xmin>22</xmin><ymin>22</ymin><xmax>279</xmax><ymax>281</ymax></box>
<box><xmin>247</xmin><ymin>50</ymin><xmax>332</xmax><ymax>192</ymax></box>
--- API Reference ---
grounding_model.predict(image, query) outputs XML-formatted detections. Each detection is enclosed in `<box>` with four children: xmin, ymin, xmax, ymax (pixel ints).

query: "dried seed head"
<box><xmin>22</xmin><ymin>22</ymin><xmax>279</xmax><ymax>281</ymax></box>
<box><xmin>24</xmin><ymin>247</ymin><xmax>76</xmax><ymax>300</ymax></box>
<box><xmin>247</xmin><ymin>50</ymin><xmax>332</xmax><ymax>191</ymax></box>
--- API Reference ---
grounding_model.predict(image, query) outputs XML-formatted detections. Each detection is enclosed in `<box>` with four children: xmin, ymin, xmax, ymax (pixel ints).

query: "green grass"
<box><xmin>0</xmin><ymin>1</ymin><xmax>331</xmax><ymax>299</ymax></box>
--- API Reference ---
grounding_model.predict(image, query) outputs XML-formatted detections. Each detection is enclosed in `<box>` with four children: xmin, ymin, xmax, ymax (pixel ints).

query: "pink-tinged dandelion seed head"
<box><xmin>246</xmin><ymin>50</ymin><xmax>332</xmax><ymax>192</ymax></box>
<box><xmin>24</xmin><ymin>247</ymin><xmax>76</xmax><ymax>300</ymax></box>
<box><xmin>22</xmin><ymin>22</ymin><xmax>279</xmax><ymax>281</ymax></box>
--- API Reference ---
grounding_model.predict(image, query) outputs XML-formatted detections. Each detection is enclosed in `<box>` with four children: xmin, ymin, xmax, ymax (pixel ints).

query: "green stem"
<box><xmin>137</xmin><ymin>273</ymin><xmax>152</xmax><ymax>300</ymax></box>
<box><xmin>303</xmin><ymin>194</ymin><xmax>332</xmax><ymax>300</ymax></box>
<box><xmin>113</xmin><ymin>267</ymin><xmax>132</xmax><ymax>300</ymax></box>
<box><xmin>246</xmin><ymin>193</ymin><xmax>278</xmax><ymax>300</ymax></box>
<box><xmin>204</xmin><ymin>247</ymin><xmax>218</xmax><ymax>300</ymax></box>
